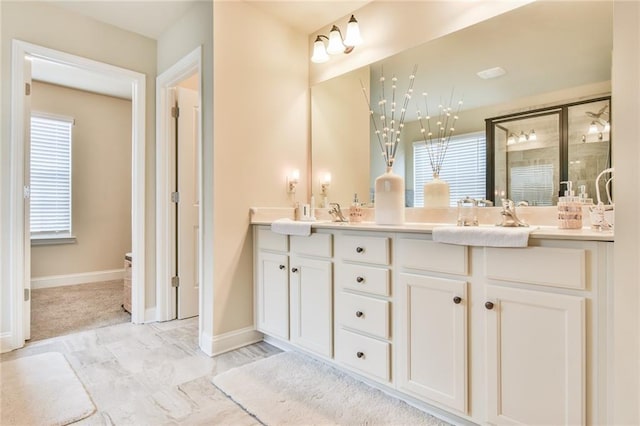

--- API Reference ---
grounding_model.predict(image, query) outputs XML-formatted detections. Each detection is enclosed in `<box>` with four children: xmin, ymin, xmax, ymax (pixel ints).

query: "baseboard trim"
<box><xmin>200</xmin><ymin>326</ymin><xmax>263</xmax><ymax>357</ymax></box>
<box><xmin>0</xmin><ymin>332</ymin><xmax>19</xmax><ymax>354</ymax></box>
<box><xmin>31</xmin><ymin>269</ymin><xmax>125</xmax><ymax>289</ymax></box>
<box><xmin>144</xmin><ymin>307</ymin><xmax>157</xmax><ymax>324</ymax></box>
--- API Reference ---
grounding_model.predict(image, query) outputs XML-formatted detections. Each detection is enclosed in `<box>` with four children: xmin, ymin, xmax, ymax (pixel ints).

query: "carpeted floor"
<box><xmin>30</xmin><ymin>280</ymin><xmax>131</xmax><ymax>342</ymax></box>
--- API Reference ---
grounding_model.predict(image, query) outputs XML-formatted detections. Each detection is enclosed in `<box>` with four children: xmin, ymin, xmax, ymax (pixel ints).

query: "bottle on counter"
<box><xmin>349</xmin><ymin>193</ymin><xmax>363</xmax><ymax>223</ymax></box>
<box><xmin>558</xmin><ymin>181</ymin><xmax>583</xmax><ymax>229</ymax></box>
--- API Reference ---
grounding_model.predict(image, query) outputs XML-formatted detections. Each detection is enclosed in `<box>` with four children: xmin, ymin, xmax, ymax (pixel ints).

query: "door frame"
<box><xmin>4</xmin><ymin>40</ymin><xmax>146</xmax><ymax>351</ymax></box>
<box><xmin>155</xmin><ymin>46</ymin><xmax>203</xmax><ymax>322</ymax></box>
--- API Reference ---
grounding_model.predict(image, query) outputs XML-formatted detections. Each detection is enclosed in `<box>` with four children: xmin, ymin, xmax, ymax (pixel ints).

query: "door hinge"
<box><xmin>24</xmin><ymin>288</ymin><xmax>30</xmax><ymax>301</ymax></box>
<box><xmin>171</xmin><ymin>276</ymin><xmax>180</xmax><ymax>287</ymax></box>
<box><xmin>23</xmin><ymin>185</ymin><xmax>31</xmax><ymax>199</ymax></box>
<box><xmin>171</xmin><ymin>191</ymin><xmax>180</xmax><ymax>203</ymax></box>
<box><xmin>171</xmin><ymin>106</ymin><xmax>180</xmax><ymax>118</ymax></box>
<box><xmin>25</xmin><ymin>82</ymin><xmax>31</xmax><ymax>96</ymax></box>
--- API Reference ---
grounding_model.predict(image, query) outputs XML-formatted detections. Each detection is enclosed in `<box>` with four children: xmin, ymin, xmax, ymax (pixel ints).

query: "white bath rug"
<box><xmin>1</xmin><ymin>352</ymin><xmax>96</xmax><ymax>426</ymax></box>
<box><xmin>212</xmin><ymin>351</ymin><xmax>451</xmax><ymax>425</ymax></box>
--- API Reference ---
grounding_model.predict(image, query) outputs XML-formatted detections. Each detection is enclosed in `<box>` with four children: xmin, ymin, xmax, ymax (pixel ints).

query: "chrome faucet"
<box><xmin>497</xmin><ymin>199</ymin><xmax>528</xmax><ymax>227</ymax></box>
<box><xmin>328</xmin><ymin>203</ymin><xmax>348</xmax><ymax>222</ymax></box>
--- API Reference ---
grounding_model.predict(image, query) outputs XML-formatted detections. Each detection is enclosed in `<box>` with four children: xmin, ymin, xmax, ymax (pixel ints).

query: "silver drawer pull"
<box><xmin>356</xmin><ymin>246</ymin><xmax>364</xmax><ymax>253</ymax></box>
<box><xmin>356</xmin><ymin>351</ymin><xmax>365</xmax><ymax>359</ymax></box>
<box><xmin>355</xmin><ymin>311</ymin><xmax>364</xmax><ymax>318</ymax></box>
<box><xmin>356</xmin><ymin>276</ymin><xmax>365</xmax><ymax>283</ymax></box>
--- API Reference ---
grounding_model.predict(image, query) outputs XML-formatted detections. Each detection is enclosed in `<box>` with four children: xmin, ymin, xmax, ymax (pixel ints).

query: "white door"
<box><xmin>396</xmin><ymin>273</ymin><xmax>467</xmax><ymax>413</ymax></box>
<box><xmin>290</xmin><ymin>256</ymin><xmax>333</xmax><ymax>357</ymax></box>
<box><xmin>23</xmin><ymin>57</ymin><xmax>32</xmax><ymax>340</ymax></box>
<box><xmin>256</xmin><ymin>251</ymin><xmax>289</xmax><ymax>339</ymax></box>
<box><xmin>176</xmin><ymin>86</ymin><xmax>200</xmax><ymax>319</ymax></box>
<box><xmin>485</xmin><ymin>285</ymin><xmax>585</xmax><ymax>425</ymax></box>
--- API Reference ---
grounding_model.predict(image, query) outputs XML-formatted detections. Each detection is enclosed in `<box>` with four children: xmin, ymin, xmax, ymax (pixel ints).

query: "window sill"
<box><xmin>31</xmin><ymin>236</ymin><xmax>77</xmax><ymax>246</ymax></box>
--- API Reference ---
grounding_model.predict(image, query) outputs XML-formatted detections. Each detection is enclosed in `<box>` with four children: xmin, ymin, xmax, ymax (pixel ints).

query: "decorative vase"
<box><xmin>424</xmin><ymin>173</ymin><xmax>450</xmax><ymax>208</ymax></box>
<box><xmin>375</xmin><ymin>167</ymin><xmax>405</xmax><ymax>225</ymax></box>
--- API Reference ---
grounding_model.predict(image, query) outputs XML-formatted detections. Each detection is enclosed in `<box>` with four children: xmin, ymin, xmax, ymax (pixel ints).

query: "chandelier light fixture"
<box><xmin>311</xmin><ymin>15</ymin><xmax>363</xmax><ymax>63</ymax></box>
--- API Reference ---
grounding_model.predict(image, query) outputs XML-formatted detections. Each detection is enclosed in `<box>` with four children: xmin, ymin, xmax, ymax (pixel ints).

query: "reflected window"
<box><xmin>413</xmin><ymin>132</ymin><xmax>486</xmax><ymax>207</ymax></box>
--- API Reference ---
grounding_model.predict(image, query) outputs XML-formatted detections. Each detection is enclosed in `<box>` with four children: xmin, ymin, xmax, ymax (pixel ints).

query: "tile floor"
<box><xmin>0</xmin><ymin>318</ymin><xmax>281</xmax><ymax>425</ymax></box>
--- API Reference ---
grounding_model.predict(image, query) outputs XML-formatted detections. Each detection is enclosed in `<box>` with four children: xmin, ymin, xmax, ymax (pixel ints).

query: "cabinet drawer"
<box><xmin>336</xmin><ymin>292</ymin><xmax>389</xmax><ymax>339</ymax></box>
<box><xmin>335</xmin><ymin>263</ymin><xmax>390</xmax><ymax>296</ymax></box>
<box><xmin>335</xmin><ymin>328</ymin><xmax>390</xmax><ymax>382</ymax></box>
<box><xmin>397</xmin><ymin>238</ymin><xmax>468</xmax><ymax>275</ymax></box>
<box><xmin>257</xmin><ymin>228</ymin><xmax>288</xmax><ymax>252</ymax></box>
<box><xmin>485</xmin><ymin>246</ymin><xmax>586</xmax><ymax>290</ymax></box>
<box><xmin>336</xmin><ymin>235</ymin><xmax>389</xmax><ymax>265</ymax></box>
<box><xmin>290</xmin><ymin>233</ymin><xmax>332</xmax><ymax>258</ymax></box>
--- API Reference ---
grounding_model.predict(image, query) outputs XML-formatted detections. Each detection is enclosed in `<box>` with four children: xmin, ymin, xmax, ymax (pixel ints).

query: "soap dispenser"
<box><xmin>349</xmin><ymin>193</ymin><xmax>363</xmax><ymax>223</ymax></box>
<box><xmin>558</xmin><ymin>181</ymin><xmax>582</xmax><ymax>229</ymax></box>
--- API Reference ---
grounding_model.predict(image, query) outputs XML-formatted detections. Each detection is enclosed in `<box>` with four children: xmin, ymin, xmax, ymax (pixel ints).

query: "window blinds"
<box><xmin>30</xmin><ymin>113</ymin><xmax>73</xmax><ymax>236</ymax></box>
<box><xmin>413</xmin><ymin>132</ymin><xmax>486</xmax><ymax>207</ymax></box>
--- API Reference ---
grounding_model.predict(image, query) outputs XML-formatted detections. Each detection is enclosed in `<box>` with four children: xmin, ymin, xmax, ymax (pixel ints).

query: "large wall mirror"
<box><xmin>311</xmin><ymin>1</ymin><xmax>612</xmax><ymax>208</ymax></box>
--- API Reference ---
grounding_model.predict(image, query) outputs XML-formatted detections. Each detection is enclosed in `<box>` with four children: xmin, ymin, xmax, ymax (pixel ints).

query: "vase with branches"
<box><xmin>416</xmin><ymin>91</ymin><xmax>463</xmax><ymax>207</ymax></box>
<box><xmin>361</xmin><ymin>65</ymin><xmax>417</xmax><ymax>224</ymax></box>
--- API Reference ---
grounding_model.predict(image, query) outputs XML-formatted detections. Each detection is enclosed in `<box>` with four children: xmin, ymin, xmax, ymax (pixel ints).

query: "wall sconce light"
<box><xmin>287</xmin><ymin>169</ymin><xmax>300</xmax><ymax>194</ymax></box>
<box><xmin>507</xmin><ymin>129</ymin><xmax>536</xmax><ymax>145</ymax></box>
<box><xmin>311</xmin><ymin>15</ymin><xmax>363</xmax><ymax>64</ymax></box>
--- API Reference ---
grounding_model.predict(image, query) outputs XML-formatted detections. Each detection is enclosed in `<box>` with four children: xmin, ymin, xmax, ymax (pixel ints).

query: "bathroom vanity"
<box><xmin>252</xmin><ymin>217</ymin><xmax>613</xmax><ymax>425</ymax></box>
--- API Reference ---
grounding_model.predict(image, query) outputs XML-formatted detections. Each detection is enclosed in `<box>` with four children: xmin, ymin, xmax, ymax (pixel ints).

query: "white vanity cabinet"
<box><xmin>483</xmin><ymin>241</ymin><xmax>595</xmax><ymax>426</ymax></box>
<box><xmin>334</xmin><ymin>233</ymin><xmax>392</xmax><ymax>384</ymax></box>
<box><xmin>253</xmin><ymin>223</ymin><xmax>612</xmax><ymax>426</ymax></box>
<box><xmin>395</xmin><ymin>236</ymin><xmax>469</xmax><ymax>413</ymax></box>
<box><xmin>289</xmin><ymin>233</ymin><xmax>333</xmax><ymax>358</ymax></box>
<box><xmin>254</xmin><ymin>228</ymin><xmax>290</xmax><ymax>340</ymax></box>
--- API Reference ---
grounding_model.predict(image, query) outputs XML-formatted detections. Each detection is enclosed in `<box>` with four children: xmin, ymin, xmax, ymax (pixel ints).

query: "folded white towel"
<box><xmin>270</xmin><ymin>218</ymin><xmax>312</xmax><ymax>237</ymax></box>
<box><xmin>432</xmin><ymin>226</ymin><xmax>536</xmax><ymax>248</ymax></box>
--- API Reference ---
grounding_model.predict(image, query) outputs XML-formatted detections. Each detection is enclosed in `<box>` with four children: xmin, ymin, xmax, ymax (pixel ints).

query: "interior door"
<box><xmin>176</xmin><ymin>86</ymin><xmax>199</xmax><ymax>319</ymax></box>
<box><xmin>23</xmin><ymin>56</ymin><xmax>32</xmax><ymax>340</ymax></box>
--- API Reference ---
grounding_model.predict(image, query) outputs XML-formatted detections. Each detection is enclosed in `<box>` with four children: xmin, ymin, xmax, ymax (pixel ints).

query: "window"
<box><xmin>30</xmin><ymin>112</ymin><xmax>74</xmax><ymax>241</ymax></box>
<box><xmin>413</xmin><ymin>132</ymin><xmax>486</xmax><ymax>207</ymax></box>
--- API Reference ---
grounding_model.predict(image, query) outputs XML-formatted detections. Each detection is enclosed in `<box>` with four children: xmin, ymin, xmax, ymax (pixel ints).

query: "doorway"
<box><xmin>156</xmin><ymin>47</ymin><xmax>203</xmax><ymax>322</ymax></box>
<box><xmin>5</xmin><ymin>40</ymin><xmax>146</xmax><ymax>351</ymax></box>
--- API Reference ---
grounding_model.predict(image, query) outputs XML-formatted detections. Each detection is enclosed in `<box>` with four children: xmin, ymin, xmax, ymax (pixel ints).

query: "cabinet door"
<box><xmin>290</xmin><ymin>256</ymin><xmax>333</xmax><ymax>357</ymax></box>
<box><xmin>485</xmin><ymin>285</ymin><xmax>585</xmax><ymax>425</ymax></box>
<box><xmin>256</xmin><ymin>251</ymin><xmax>289</xmax><ymax>340</ymax></box>
<box><xmin>397</xmin><ymin>273</ymin><xmax>468</xmax><ymax>413</ymax></box>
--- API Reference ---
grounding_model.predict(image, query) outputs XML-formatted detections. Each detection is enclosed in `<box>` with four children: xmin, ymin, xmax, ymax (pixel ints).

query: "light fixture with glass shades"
<box><xmin>507</xmin><ymin>129</ymin><xmax>536</xmax><ymax>145</ymax></box>
<box><xmin>311</xmin><ymin>15</ymin><xmax>363</xmax><ymax>63</ymax></box>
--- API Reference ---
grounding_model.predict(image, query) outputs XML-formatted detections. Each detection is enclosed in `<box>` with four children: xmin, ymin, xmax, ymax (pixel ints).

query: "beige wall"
<box><xmin>1</xmin><ymin>1</ymin><xmax>157</xmax><ymax>331</ymax></box>
<box><xmin>612</xmin><ymin>1</ymin><xmax>640</xmax><ymax>423</ymax></box>
<box><xmin>30</xmin><ymin>81</ymin><xmax>132</xmax><ymax>278</ymax></box>
<box><xmin>213</xmin><ymin>1</ymin><xmax>309</xmax><ymax>335</ymax></box>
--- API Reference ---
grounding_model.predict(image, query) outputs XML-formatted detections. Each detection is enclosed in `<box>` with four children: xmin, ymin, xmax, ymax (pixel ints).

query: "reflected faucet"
<box><xmin>497</xmin><ymin>199</ymin><xmax>528</xmax><ymax>227</ymax></box>
<box><xmin>328</xmin><ymin>203</ymin><xmax>348</xmax><ymax>222</ymax></box>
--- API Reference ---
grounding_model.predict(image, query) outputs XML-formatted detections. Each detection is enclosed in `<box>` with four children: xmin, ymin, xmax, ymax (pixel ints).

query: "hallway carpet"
<box><xmin>31</xmin><ymin>280</ymin><xmax>130</xmax><ymax>342</ymax></box>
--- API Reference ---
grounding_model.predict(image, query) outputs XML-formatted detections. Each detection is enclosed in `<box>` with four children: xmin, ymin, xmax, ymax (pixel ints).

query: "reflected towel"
<box><xmin>271</xmin><ymin>218</ymin><xmax>312</xmax><ymax>237</ymax></box>
<box><xmin>432</xmin><ymin>226</ymin><xmax>536</xmax><ymax>247</ymax></box>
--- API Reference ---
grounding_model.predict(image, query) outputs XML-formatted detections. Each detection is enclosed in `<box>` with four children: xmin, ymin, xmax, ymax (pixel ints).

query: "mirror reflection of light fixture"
<box><xmin>311</xmin><ymin>15</ymin><xmax>362</xmax><ymax>63</ymax></box>
<box><xmin>287</xmin><ymin>169</ymin><xmax>300</xmax><ymax>194</ymax></box>
<box><xmin>320</xmin><ymin>172</ymin><xmax>331</xmax><ymax>207</ymax></box>
<box><xmin>507</xmin><ymin>129</ymin><xmax>536</xmax><ymax>145</ymax></box>
<box><xmin>588</xmin><ymin>121</ymin><xmax>599</xmax><ymax>134</ymax></box>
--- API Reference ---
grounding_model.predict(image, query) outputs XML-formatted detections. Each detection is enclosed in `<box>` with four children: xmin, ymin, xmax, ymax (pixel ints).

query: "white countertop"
<box><xmin>250</xmin><ymin>207</ymin><xmax>614</xmax><ymax>242</ymax></box>
<box><xmin>251</xmin><ymin>220</ymin><xmax>614</xmax><ymax>242</ymax></box>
